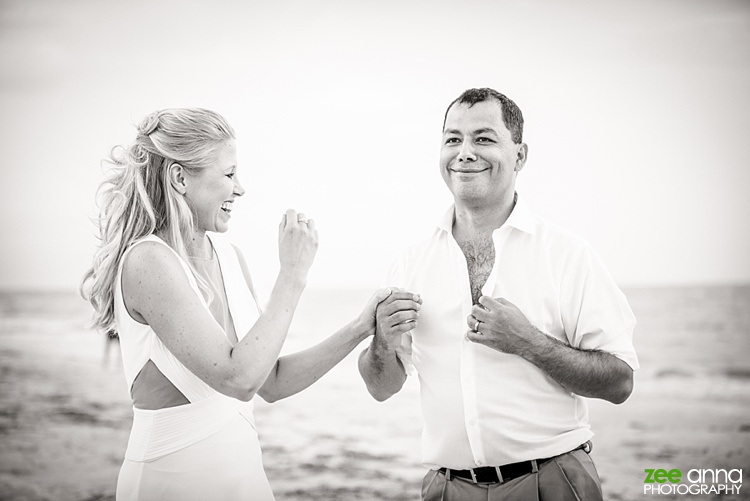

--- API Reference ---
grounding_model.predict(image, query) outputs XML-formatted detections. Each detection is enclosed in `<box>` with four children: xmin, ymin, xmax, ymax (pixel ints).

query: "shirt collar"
<box><xmin>436</xmin><ymin>192</ymin><xmax>537</xmax><ymax>235</ymax></box>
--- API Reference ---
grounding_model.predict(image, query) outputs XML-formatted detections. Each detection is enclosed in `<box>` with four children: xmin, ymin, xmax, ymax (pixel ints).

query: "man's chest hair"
<box><xmin>457</xmin><ymin>236</ymin><xmax>495</xmax><ymax>304</ymax></box>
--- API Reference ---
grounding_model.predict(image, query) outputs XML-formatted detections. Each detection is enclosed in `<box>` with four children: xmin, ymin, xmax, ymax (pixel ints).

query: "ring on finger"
<box><xmin>473</xmin><ymin>320</ymin><xmax>481</xmax><ymax>332</ymax></box>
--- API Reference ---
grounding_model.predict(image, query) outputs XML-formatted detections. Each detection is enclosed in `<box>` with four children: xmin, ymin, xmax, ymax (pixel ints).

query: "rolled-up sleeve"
<box><xmin>561</xmin><ymin>243</ymin><xmax>639</xmax><ymax>370</ymax></box>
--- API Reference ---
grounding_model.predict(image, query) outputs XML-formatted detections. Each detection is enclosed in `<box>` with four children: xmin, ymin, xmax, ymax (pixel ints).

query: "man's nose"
<box><xmin>458</xmin><ymin>141</ymin><xmax>476</xmax><ymax>162</ymax></box>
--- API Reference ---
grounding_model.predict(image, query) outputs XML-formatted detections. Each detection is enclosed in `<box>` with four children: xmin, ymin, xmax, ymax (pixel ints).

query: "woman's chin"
<box><xmin>213</xmin><ymin>212</ymin><xmax>232</xmax><ymax>233</ymax></box>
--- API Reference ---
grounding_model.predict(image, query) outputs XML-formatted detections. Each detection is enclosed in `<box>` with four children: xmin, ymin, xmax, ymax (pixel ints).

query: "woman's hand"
<box><xmin>277</xmin><ymin>209</ymin><xmax>319</xmax><ymax>281</ymax></box>
<box><xmin>358</xmin><ymin>288</ymin><xmax>393</xmax><ymax>335</ymax></box>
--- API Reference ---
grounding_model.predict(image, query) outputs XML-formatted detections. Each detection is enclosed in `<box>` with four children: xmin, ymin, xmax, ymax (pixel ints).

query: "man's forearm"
<box><xmin>358</xmin><ymin>334</ymin><xmax>406</xmax><ymax>401</ymax></box>
<box><xmin>522</xmin><ymin>329</ymin><xmax>633</xmax><ymax>404</ymax></box>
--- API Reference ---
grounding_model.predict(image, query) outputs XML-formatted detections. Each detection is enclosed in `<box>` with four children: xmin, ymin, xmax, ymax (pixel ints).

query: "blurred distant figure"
<box><xmin>101</xmin><ymin>329</ymin><xmax>120</xmax><ymax>368</ymax></box>
<box><xmin>359</xmin><ymin>88</ymin><xmax>639</xmax><ymax>500</ymax></box>
<box><xmin>81</xmin><ymin>108</ymin><xmax>390</xmax><ymax>501</ymax></box>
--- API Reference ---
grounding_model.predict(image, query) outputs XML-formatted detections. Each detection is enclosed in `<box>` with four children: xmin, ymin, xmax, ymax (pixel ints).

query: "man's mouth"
<box><xmin>451</xmin><ymin>168</ymin><xmax>489</xmax><ymax>174</ymax></box>
<box><xmin>221</xmin><ymin>201</ymin><xmax>233</xmax><ymax>213</ymax></box>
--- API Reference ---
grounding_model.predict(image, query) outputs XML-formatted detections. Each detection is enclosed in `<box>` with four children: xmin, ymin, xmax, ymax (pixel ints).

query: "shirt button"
<box><xmin>476</xmin><ymin>460</ymin><xmax>484</xmax><ymax>466</ymax></box>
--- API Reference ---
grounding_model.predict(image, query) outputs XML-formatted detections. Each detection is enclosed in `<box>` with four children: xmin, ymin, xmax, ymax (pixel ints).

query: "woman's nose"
<box><xmin>234</xmin><ymin>176</ymin><xmax>246</xmax><ymax>197</ymax></box>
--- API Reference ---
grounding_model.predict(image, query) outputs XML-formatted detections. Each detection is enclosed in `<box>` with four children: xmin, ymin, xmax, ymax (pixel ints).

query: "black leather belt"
<box><xmin>437</xmin><ymin>442</ymin><xmax>591</xmax><ymax>485</ymax></box>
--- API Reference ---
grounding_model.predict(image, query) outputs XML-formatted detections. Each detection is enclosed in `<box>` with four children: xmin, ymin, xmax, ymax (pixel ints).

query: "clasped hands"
<box><xmin>371</xmin><ymin>289</ymin><xmax>421</xmax><ymax>349</ymax></box>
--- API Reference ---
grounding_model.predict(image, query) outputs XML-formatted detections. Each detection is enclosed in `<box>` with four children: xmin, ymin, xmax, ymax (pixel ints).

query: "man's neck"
<box><xmin>453</xmin><ymin>192</ymin><xmax>516</xmax><ymax>241</ymax></box>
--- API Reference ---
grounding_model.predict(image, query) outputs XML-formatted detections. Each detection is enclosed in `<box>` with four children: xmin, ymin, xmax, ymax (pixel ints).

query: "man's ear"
<box><xmin>168</xmin><ymin>163</ymin><xmax>187</xmax><ymax>195</ymax></box>
<box><xmin>514</xmin><ymin>143</ymin><xmax>528</xmax><ymax>173</ymax></box>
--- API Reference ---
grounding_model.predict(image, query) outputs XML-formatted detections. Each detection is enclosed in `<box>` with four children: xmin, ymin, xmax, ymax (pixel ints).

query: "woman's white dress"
<box><xmin>114</xmin><ymin>233</ymin><xmax>275</xmax><ymax>501</ymax></box>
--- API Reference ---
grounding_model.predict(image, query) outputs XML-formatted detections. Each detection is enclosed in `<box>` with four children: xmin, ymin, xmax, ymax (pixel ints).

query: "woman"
<box><xmin>80</xmin><ymin>108</ymin><xmax>398</xmax><ymax>500</ymax></box>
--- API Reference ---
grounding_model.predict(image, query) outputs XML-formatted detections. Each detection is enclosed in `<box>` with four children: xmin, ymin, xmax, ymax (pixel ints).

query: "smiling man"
<box><xmin>358</xmin><ymin>88</ymin><xmax>639</xmax><ymax>500</ymax></box>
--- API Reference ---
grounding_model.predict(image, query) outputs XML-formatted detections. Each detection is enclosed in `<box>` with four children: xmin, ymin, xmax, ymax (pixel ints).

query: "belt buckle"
<box><xmin>470</xmin><ymin>469</ymin><xmax>477</xmax><ymax>483</ymax></box>
<box><xmin>494</xmin><ymin>466</ymin><xmax>504</xmax><ymax>483</ymax></box>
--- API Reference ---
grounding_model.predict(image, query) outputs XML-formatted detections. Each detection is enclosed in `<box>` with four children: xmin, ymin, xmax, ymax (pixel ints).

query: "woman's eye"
<box><xmin>226</xmin><ymin>173</ymin><xmax>235</xmax><ymax>179</ymax></box>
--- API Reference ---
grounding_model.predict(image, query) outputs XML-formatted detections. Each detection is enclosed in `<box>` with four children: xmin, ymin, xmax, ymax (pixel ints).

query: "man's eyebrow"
<box><xmin>442</xmin><ymin>128</ymin><xmax>500</xmax><ymax>136</ymax></box>
<box><xmin>474</xmin><ymin>128</ymin><xmax>499</xmax><ymax>136</ymax></box>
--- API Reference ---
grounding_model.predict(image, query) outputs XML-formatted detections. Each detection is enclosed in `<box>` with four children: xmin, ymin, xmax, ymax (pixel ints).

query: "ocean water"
<box><xmin>0</xmin><ymin>285</ymin><xmax>748</xmax><ymax>501</ymax></box>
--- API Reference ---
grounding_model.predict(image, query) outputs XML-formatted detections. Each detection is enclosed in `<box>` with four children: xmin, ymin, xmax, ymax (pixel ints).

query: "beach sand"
<box><xmin>0</xmin><ymin>285</ymin><xmax>748</xmax><ymax>500</ymax></box>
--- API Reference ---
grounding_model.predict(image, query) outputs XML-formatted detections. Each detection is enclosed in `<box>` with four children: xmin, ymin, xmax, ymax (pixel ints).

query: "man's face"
<box><xmin>440</xmin><ymin>100</ymin><xmax>526</xmax><ymax>206</ymax></box>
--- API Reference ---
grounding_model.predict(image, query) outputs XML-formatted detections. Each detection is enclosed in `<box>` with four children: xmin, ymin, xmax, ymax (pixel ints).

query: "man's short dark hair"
<box><xmin>443</xmin><ymin>88</ymin><xmax>524</xmax><ymax>144</ymax></box>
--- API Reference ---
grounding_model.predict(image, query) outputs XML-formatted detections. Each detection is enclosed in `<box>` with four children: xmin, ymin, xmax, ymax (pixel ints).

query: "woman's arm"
<box><xmin>256</xmin><ymin>289</ymin><xmax>391</xmax><ymax>402</ymax></box>
<box><xmin>123</xmin><ymin>210</ymin><xmax>317</xmax><ymax>401</ymax></box>
<box><xmin>233</xmin><ymin>242</ymin><xmax>397</xmax><ymax>402</ymax></box>
<box><xmin>257</xmin><ymin>319</ymin><xmax>370</xmax><ymax>403</ymax></box>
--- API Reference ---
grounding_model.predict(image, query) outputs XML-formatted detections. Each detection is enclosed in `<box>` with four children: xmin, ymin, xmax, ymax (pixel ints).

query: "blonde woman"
<box><xmin>81</xmin><ymin>108</ymin><xmax>405</xmax><ymax>500</ymax></box>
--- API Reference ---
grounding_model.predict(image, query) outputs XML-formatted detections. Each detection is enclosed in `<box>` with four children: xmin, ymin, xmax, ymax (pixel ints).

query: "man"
<box><xmin>358</xmin><ymin>88</ymin><xmax>638</xmax><ymax>500</ymax></box>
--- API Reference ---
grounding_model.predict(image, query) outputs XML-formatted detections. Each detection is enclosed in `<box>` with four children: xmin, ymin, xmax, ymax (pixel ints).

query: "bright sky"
<box><xmin>1</xmin><ymin>0</ymin><xmax>749</xmax><ymax>293</ymax></box>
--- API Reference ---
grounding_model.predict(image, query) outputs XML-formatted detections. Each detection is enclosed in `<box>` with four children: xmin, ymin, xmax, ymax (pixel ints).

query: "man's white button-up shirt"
<box><xmin>387</xmin><ymin>195</ymin><xmax>638</xmax><ymax>470</ymax></box>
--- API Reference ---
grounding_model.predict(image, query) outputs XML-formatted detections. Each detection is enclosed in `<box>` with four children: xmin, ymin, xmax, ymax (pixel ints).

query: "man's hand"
<box><xmin>359</xmin><ymin>288</ymin><xmax>421</xmax><ymax>402</ymax></box>
<box><xmin>375</xmin><ymin>289</ymin><xmax>422</xmax><ymax>350</ymax></box>
<box><xmin>465</xmin><ymin>296</ymin><xmax>542</xmax><ymax>355</ymax></box>
<box><xmin>465</xmin><ymin>295</ymin><xmax>634</xmax><ymax>404</ymax></box>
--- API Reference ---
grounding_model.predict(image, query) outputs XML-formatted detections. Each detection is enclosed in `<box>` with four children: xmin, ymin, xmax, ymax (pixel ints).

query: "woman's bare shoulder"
<box><xmin>123</xmin><ymin>239</ymin><xmax>181</xmax><ymax>276</ymax></box>
<box><xmin>121</xmin><ymin>240</ymin><xmax>192</xmax><ymax>309</ymax></box>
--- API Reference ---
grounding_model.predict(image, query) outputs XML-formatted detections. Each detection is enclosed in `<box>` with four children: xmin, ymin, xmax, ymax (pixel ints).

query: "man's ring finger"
<box><xmin>473</xmin><ymin>320</ymin><xmax>481</xmax><ymax>332</ymax></box>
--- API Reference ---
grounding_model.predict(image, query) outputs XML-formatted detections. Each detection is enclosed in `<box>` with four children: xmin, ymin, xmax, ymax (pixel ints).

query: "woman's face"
<box><xmin>183</xmin><ymin>140</ymin><xmax>244</xmax><ymax>234</ymax></box>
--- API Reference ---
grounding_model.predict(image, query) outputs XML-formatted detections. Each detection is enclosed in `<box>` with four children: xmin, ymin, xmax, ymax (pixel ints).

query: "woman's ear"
<box><xmin>168</xmin><ymin>163</ymin><xmax>187</xmax><ymax>195</ymax></box>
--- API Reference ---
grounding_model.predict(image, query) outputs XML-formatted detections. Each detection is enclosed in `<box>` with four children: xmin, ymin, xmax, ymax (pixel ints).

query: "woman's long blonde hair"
<box><xmin>80</xmin><ymin>108</ymin><xmax>235</xmax><ymax>333</ymax></box>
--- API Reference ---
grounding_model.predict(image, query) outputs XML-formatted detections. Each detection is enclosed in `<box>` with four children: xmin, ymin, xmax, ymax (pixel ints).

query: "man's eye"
<box><xmin>226</xmin><ymin>173</ymin><xmax>235</xmax><ymax>179</ymax></box>
<box><xmin>476</xmin><ymin>137</ymin><xmax>494</xmax><ymax>143</ymax></box>
<box><xmin>445</xmin><ymin>137</ymin><xmax>461</xmax><ymax>144</ymax></box>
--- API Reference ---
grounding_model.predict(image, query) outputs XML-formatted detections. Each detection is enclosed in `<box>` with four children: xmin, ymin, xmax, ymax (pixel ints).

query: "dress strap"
<box><xmin>207</xmin><ymin>233</ymin><xmax>261</xmax><ymax>341</ymax></box>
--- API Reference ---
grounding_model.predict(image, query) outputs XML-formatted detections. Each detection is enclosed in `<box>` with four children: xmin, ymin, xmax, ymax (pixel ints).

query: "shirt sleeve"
<box><xmin>560</xmin><ymin>243</ymin><xmax>639</xmax><ymax>370</ymax></box>
<box><xmin>381</xmin><ymin>254</ymin><xmax>417</xmax><ymax>377</ymax></box>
